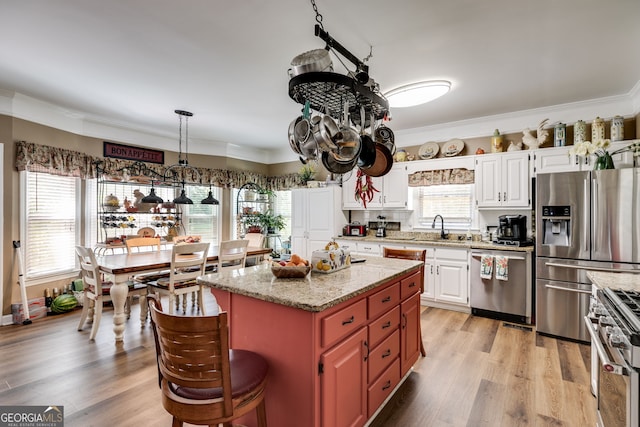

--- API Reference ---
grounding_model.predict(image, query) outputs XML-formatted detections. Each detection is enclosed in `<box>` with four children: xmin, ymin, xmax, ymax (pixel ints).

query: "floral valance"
<box><xmin>408</xmin><ymin>168</ymin><xmax>475</xmax><ymax>187</ymax></box>
<box><xmin>15</xmin><ymin>141</ymin><xmax>307</xmax><ymax>190</ymax></box>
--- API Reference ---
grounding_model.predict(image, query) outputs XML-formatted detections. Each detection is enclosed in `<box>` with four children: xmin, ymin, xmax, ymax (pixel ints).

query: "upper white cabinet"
<box><xmin>291</xmin><ymin>187</ymin><xmax>347</xmax><ymax>259</ymax></box>
<box><xmin>475</xmin><ymin>151</ymin><xmax>530</xmax><ymax>208</ymax></box>
<box><xmin>534</xmin><ymin>140</ymin><xmax>637</xmax><ymax>175</ymax></box>
<box><xmin>342</xmin><ymin>163</ymin><xmax>408</xmax><ymax>210</ymax></box>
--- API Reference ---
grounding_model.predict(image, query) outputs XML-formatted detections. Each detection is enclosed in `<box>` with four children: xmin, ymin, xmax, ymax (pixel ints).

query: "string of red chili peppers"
<box><xmin>354</xmin><ymin>168</ymin><xmax>379</xmax><ymax>208</ymax></box>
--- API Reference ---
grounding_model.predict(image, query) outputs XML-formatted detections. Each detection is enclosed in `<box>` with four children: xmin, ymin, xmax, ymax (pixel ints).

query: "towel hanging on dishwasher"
<box><xmin>495</xmin><ymin>256</ymin><xmax>509</xmax><ymax>281</ymax></box>
<box><xmin>480</xmin><ymin>255</ymin><xmax>493</xmax><ymax>279</ymax></box>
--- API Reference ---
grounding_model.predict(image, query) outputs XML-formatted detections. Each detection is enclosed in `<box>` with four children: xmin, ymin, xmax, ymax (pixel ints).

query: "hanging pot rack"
<box><xmin>288</xmin><ymin>24</ymin><xmax>389</xmax><ymax>122</ymax></box>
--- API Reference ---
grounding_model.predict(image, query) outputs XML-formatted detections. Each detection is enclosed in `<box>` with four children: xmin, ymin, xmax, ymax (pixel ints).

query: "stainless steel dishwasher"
<box><xmin>470</xmin><ymin>250</ymin><xmax>532</xmax><ymax>324</ymax></box>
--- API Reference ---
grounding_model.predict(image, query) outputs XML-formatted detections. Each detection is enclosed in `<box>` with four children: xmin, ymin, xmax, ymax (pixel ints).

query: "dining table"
<box><xmin>95</xmin><ymin>245</ymin><xmax>271</xmax><ymax>342</ymax></box>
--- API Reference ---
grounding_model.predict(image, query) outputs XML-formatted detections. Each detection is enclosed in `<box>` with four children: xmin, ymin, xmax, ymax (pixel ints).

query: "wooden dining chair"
<box><xmin>147</xmin><ymin>294</ymin><xmax>269</xmax><ymax>427</ymax></box>
<box><xmin>147</xmin><ymin>242</ymin><xmax>210</xmax><ymax>314</ymax></box>
<box><xmin>383</xmin><ymin>247</ymin><xmax>427</xmax><ymax>357</ymax></box>
<box><xmin>244</xmin><ymin>233</ymin><xmax>265</xmax><ymax>266</ymax></box>
<box><xmin>218</xmin><ymin>239</ymin><xmax>249</xmax><ymax>271</ymax></box>
<box><xmin>75</xmin><ymin>246</ymin><xmax>147</xmax><ymax>340</ymax></box>
<box><xmin>125</xmin><ymin>236</ymin><xmax>161</xmax><ymax>253</ymax></box>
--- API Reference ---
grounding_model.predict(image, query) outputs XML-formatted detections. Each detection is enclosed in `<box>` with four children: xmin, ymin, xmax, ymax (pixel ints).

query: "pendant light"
<box><xmin>141</xmin><ymin>187</ymin><xmax>164</xmax><ymax>204</ymax></box>
<box><xmin>201</xmin><ymin>184</ymin><xmax>220</xmax><ymax>205</ymax></box>
<box><xmin>164</xmin><ymin>110</ymin><xmax>197</xmax><ymax>204</ymax></box>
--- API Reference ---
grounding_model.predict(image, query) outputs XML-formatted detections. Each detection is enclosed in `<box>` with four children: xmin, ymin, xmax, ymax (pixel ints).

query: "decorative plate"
<box><xmin>443</xmin><ymin>139</ymin><xmax>465</xmax><ymax>157</ymax></box>
<box><xmin>137</xmin><ymin>227</ymin><xmax>155</xmax><ymax>237</ymax></box>
<box><xmin>418</xmin><ymin>142</ymin><xmax>440</xmax><ymax>159</ymax></box>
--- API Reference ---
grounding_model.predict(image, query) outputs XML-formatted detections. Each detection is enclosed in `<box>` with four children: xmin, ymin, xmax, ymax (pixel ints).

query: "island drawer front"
<box><xmin>368</xmin><ymin>306</ymin><xmax>400</xmax><ymax>349</ymax></box>
<box><xmin>368</xmin><ymin>282</ymin><xmax>400</xmax><ymax>320</ymax></box>
<box><xmin>400</xmin><ymin>270</ymin><xmax>422</xmax><ymax>300</ymax></box>
<box><xmin>368</xmin><ymin>329</ymin><xmax>400</xmax><ymax>383</ymax></box>
<box><xmin>321</xmin><ymin>299</ymin><xmax>368</xmax><ymax>348</ymax></box>
<box><xmin>367</xmin><ymin>357</ymin><xmax>401</xmax><ymax>419</ymax></box>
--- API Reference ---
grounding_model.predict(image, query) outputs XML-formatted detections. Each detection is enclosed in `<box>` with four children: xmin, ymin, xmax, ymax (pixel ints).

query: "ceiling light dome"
<box><xmin>385</xmin><ymin>80</ymin><xmax>451</xmax><ymax>108</ymax></box>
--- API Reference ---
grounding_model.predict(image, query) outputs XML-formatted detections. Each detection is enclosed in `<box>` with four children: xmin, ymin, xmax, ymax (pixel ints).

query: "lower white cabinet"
<box><xmin>291</xmin><ymin>187</ymin><xmax>347</xmax><ymax>259</ymax></box>
<box><xmin>423</xmin><ymin>247</ymin><xmax>469</xmax><ymax>307</ymax></box>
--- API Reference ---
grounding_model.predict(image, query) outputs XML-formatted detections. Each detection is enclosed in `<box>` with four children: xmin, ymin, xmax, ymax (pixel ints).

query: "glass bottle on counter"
<box><xmin>44</xmin><ymin>288</ymin><xmax>52</xmax><ymax>314</ymax></box>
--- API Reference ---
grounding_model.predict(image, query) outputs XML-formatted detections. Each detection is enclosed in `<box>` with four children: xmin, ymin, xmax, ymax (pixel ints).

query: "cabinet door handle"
<box><xmin>503</xmin><ymin>192</ymin><xmax>506</xmax><ymax>201</ymax></box>
<box><xmin>342</xmin><ymin>315</ymin><xmax>355</xmax><ymax>326</ymax></box>
<box><xmin>402</xmin><ymin>313</ymin><xmax>407</xmax><ymax>329</ymax></box>
<box><xmin>363</xmin><ymin>340</ymin><xmax>369</xmax><ymax>362</ymax></box>
<box><xmin>382</xmin><ymin>321</ymin><xmax>392</xmax><ymax>329</ymax></box>
<box><xmin>498</xmin><ymin>192</ymin><xmax>501</xmax><ymax>201</ymax></box>
<box><xmin>382</xmin><ymin>296</ymin><xmax>391</xmax><ymax>303</ymax></box>
<box><xmin>430</xmin><ymin>265</ymin><xmax>433</xmax><ymax>274</ymax></box>
<box><xmin>382</xmin><ymin>349</ymin><xmax>392</xmax><ymax>358</ymax></box>
<box><xmin>408</xmin><ymin>282</ymin><xmax>416</xmax><ymax>288</ymax></box>
<box><xmin>436</xmin><ymin>266</ymin><xmax>440</xmax><ymax>275</ymax></box>
<box><xmin>382</xmin><ymin>380</ymin><xmax>392</xmax><ymax>391</ymax></box>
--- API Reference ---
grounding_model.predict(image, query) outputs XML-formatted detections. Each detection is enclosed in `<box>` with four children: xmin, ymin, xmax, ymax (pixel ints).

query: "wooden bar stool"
<box><xmin>383</xmin><ymin>247</ymin><xmax>427</xmax><ymax>357</ymax></box>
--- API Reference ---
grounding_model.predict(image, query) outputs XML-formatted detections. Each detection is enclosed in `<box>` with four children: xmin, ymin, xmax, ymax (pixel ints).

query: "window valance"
<box><xmin>15</xmin><ymin>141</ymin><xmax>305</xmax><ymax>190</ymax></box>
<box><xmin>408</xmin><ymin>168</ymin><xmax>474</xmax><ymax>187</ymax></box>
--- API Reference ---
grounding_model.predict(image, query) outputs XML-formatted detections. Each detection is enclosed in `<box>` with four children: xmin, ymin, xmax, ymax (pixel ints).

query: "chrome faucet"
<box><xmin>432</xmin><ymin>214</ymin><xmax>449</xmax><ymax>239</ymax></box>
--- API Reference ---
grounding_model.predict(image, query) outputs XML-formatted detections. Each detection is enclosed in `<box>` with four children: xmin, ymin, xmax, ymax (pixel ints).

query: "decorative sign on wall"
<box><xmin>103</xmin><ymin>141</ymin><xmax>164</xmax><ymax>164</ymax></box>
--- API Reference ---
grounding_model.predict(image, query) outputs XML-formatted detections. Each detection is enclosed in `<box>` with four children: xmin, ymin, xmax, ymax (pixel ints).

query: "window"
<box><xmin>411</xmin><ymin>184</ymin><xmax>476</xmax><ymax>230</ymax></box>
<box><xmin>181</xmin><ymin>185</ymin><xmax>221</xmax><ymax>244</ymax></box>
<box><xmin>21</xmin><ymin>171</ymin><xmax>80</xmax><ymax>282</ymax></box>
<box><xmin>272</xmin><ymin>190</ymin><xmax>292</xmax><ymax>240</ymax></box>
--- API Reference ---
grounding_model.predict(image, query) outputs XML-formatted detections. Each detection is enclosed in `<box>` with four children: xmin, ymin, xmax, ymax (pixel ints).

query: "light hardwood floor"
<box><xmin>0</xmin><ymin>293</ymin><xmax>596</xmax><ymax>427</ymax></box>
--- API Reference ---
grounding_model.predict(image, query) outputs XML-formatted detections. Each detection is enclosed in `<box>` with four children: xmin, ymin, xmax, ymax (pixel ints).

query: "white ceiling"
<box><xmin>1</xmin><ymin>0</ymin><xmax>639</xmax><ymax>164</ymax></box>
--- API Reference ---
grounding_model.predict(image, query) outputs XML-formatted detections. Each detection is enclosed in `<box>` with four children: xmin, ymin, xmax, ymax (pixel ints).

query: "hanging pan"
<box><xmin>322</xmin><ymin>150</ymin><xmax>358</xmax><ymax>175</ymax></box>
<box><xmin>363</xmin><ymin>113</ymin><xmax>394</xmax><ymax>177</ymax></box>
<box><xmin>357</xmin><ymin>106</ymin><xmax>376</xmax><ymax>170</ymax></box>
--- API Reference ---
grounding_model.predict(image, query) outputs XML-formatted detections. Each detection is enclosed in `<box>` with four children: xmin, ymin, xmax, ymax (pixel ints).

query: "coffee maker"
<box><xmin>376</xmin><ymin>216</ymin><xmax>387</xmax><ymax>238</ymax></box>
<box><xmin>496</xmin><ymin>215</ymin><xmax>527</xmax><ymax>242</ymax></box>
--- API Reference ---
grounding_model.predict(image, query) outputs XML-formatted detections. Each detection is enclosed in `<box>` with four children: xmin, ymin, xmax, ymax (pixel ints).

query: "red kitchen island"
<box><xmin>197</xmin><ymin>256</ymin><xmax>423</xmax><ymax>427</ymax></box>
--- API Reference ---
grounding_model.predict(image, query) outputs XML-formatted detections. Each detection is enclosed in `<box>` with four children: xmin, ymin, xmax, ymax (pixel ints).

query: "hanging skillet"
<box><xmin>363</xmin><ymin>113</ymin><xmax>394</xmax><ymax>177</ymax></box>
<box><xmin>357</xmin><ymin>106</ymin><xmax>376</xmax><ymax>170</ymax></box>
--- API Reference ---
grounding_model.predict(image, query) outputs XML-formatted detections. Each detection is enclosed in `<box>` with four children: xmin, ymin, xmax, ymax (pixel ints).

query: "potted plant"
<box><xmin>241</xmin><ymin>213</ymin><xmax>263</xmax><ymax>233</ymax></box>
<box><xmin>257</xmin><ymin>210</ymin><xmax>286</xmax><ymax>235</ymax></box>
<box><xmin>298</xmin><ymin>164</ymin><xmax>316</xmax><ymax>185</ymax></box>
<box><xmin>257</xmin><ymin>188</ymin><xmax>276</xmax><ymax>202</ymax></box>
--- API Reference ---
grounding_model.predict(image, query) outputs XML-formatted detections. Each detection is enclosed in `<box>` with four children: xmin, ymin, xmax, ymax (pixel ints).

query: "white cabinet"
<box><xmin>534</xmin><ymin>140</ymin><xmax>637</xmax><ymax>175</ymax></box>
<box><xmin>423</xmin><ymin>247</ymin><xmax>468</xmax><ymax>307</ymax></box>
<box><xmin>475</xmin><ymin>152</ymin><xmax>530</xmax><ymax>208</ymax></box>
<box><xmin>342</xmin><ymin>164</ymin><xmax>408</xmax><ymax>210</ymax></box>
<box><xmin>291</xmin><ymin>187</ymin><xmax>347</xmax><ymax>259</ymax></box>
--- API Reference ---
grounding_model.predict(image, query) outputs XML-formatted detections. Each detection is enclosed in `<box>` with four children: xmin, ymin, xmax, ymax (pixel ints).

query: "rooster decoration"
<box><xmin>522</xmin><ymin>118</ymin><xmax>549</xmax><ymax>149</ymax></box>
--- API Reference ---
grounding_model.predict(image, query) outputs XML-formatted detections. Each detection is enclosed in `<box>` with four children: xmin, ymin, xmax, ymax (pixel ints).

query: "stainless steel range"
<box><xmin>586</xmin><ymin>287</ymin><xmax>640</xmax><ymax>427</ymax></box>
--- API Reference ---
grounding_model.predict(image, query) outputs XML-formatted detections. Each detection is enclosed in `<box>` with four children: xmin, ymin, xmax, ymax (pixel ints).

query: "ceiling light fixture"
<box><xmin>385</xmin><ymin>80</ymin><xmax>451</xmax><ymax>108</ymax></box>
<box><xmin>142</xmin><ymin>109</ymin><xmax>209</xmax><ymax>205</ymax></box>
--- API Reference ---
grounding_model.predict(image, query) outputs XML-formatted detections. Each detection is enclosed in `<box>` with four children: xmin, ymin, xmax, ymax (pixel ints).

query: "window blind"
<box><xmin>414</xmin><ymin>184</ymin><xmax>474</xmax><ymax>230</ymax></box>
<box><xmin>25</xmin><ymin>172</ymin><xmax>79</xmax><ymax>279</ymax></box>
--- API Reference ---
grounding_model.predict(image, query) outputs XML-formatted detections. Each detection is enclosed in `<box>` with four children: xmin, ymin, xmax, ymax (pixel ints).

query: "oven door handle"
<box><xmin>545</xmin><ymin>284</ymin><xmax>591</xmax><ymax>295</ymax></box>
<box><xmin>583</xmin><ymin>316</ymin><xmax>629</xmax><ymax>376</ymax></box>
<box><xmin>471</xmin><ymin>253</ymin><xmax>526</xmax><ymax>261</ymax></box>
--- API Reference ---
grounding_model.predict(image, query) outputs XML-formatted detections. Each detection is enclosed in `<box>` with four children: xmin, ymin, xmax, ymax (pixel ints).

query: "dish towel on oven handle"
<box><xmin>495</xmin><ymin>256</ymin><xmax>509</xmax><ymax>281</ymax></box>
<box><xmin>480</xmin><ymin>255</ymin><xmax>493</xmax><ymax>279</ymax></box>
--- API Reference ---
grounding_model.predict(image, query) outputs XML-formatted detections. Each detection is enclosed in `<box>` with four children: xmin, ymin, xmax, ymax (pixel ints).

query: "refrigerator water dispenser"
<box><xmin>541</xmin><ymin>205</ymin><xmax>571</xmax><ymax>247</ymax></box>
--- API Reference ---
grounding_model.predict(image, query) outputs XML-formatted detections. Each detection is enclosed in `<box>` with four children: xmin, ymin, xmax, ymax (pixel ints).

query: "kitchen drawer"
<box><xmin>357</xmin><ymin>242</ymin><xmax>381</xmax><ymax>256</ymax></box>
<box><xmin>436</xmin><ymin>247</ymin><xmax>468</xmax><ymax>261</ymax></box>
<box><xmin>368</xmin><ymin>306</ymin><xmax>400</xmax><ymax>348</ymax></box>
<box><xmin>367</xmin><ymin>357</ymin><xmax>401</xmax><ymax>418</ymax></box>
<box><xmin>321</xmin><ymin>299</ymin><xmax>367</xmax><ymax>348</ymax></box>
<box><xmin>368</xmin><ymin>329</ymin><xmax>400</xmax><ymax>383</ymax></box>
<box><xmin>400</xmin><ymin>270</ymin><xmax>422</xmax><ymax>300</ymax></box>
<box><xmin>368</xmin><ymin>282</ymin><xmax>400</xmax><ymax>320</ymax></box>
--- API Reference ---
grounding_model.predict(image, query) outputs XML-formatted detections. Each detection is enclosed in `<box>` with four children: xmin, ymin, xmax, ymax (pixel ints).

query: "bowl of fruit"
<box><xmin>271</xmin><ymin>254</ymin><xmax>311</xmax><ymax>278</ymax></box>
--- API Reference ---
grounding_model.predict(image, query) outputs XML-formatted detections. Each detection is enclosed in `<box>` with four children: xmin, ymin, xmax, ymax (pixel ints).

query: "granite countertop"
<box><xmin>336</xmin><ymin>235</ymin><xmax>535</xmax><ymax>253</ymax></box>
<box><xmin>588</xmin><ymin>270</ymin><xmax>640</xmax><ymax>292</ymax></box>
<box><xmin>198</xmin><ymin>256</ymin><xmax>422</xmax><ymax>312</ymax></box>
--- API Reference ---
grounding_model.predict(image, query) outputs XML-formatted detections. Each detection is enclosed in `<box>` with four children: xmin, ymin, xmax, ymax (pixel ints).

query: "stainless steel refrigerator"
<box><xmin>536</xmin><ymin>168</ymin><xmax>640</xmax><ymax>341</ymax></box>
